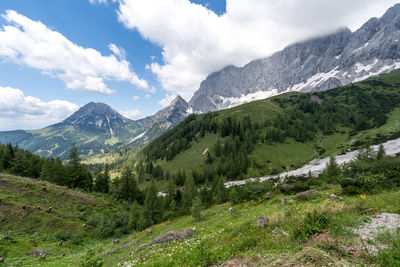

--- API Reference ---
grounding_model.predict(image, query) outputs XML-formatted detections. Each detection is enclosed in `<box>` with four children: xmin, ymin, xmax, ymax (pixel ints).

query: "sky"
<box><xmin>0</xmin><ymin>0</ymin><xmax>398</xmax><ymax>131</ymax></box>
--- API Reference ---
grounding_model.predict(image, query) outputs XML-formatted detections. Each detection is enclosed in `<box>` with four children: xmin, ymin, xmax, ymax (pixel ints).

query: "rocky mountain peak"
<box><xmin>189</xmin><ymin>3</ymin><xmax>400</xmax><ymax>113</ymax></box>
<box><xmin>61</xmin><ymin>102</ymin><xmax>131</xmax><ymax>132</ymax></box>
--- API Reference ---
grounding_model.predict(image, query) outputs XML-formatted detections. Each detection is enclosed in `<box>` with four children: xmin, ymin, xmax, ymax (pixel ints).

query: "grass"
<box><xmin>1</xmin><ymin>173</ymin><xmax>400</xmax><ymax>266</ymax></box>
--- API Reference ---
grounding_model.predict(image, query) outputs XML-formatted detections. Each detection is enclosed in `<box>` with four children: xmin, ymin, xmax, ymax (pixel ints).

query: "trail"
<box><xmin>225</xmin><ymin>137</ymin><xmax>400</xmax><ymax>188</ymax></box>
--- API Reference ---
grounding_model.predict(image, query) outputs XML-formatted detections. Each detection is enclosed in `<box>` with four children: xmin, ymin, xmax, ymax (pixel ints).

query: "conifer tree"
<box><xmin>191</xmin><ymin>195</ymin><xmax>202</xmax><ymax>221</ymax></box>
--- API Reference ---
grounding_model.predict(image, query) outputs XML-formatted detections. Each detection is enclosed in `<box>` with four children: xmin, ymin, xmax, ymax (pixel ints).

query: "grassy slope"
<box><xmin>150</xmin><ymin>71</ymin><xmax>400</xmax><ymax>179</ymax></box>
<box><xmin>44</xmin><ymin>187</ymin><xmax>400</xmax><ymax>266</ymax></box>
<box><xmin>0</xmin><ymin>174</ymin><xmax>121</xmax><ymax>266</ymax></box>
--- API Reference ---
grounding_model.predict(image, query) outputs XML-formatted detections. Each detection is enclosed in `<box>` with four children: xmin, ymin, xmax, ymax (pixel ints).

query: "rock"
<box><xmin>189</xmin><ymin>5</ymin><xmax>400</xmax><ymax>113</ymax></box>
<box><xmin>113</xmin><ymin>239</ymin><xmax>119</xmax><ymax>244</ymax></box>
<box><xmin>2</xmin><ymin>235</ymin><xmax>9</xmax><ymax>241</ymax></box>
<box><xmin>17</xmin><ymin>260</ymin><xmax>22</xmax><ymax>264</ymax></box>
<box><xmin>28</xmin><ymin>249</ymin><xmax>46</xmax><ymax>257</ymax></box>
<box><xmin>46</xmin><ymin>207</ymin><xmax>52</xmax><ymax>213</ymax></box>
<box><xmin>265</xmin><ymin>192</ymin><xmax>272</xmax><ymax>197</ymax></box>
<box><xmin>37</xmin><ymin>206</ymin><xmax>41</xmax><ymax>210</ymax></box>
<box><xmin>147</xmin><ymin>226</ymin><xmax>154</xmax><ymax>235</ymax></box>
<box><xmin>295</xmin><ymin>191</ymin><xmax>310</xmax><ymax>201</ymax></box>
<box><xmin>186</xmin><ymin>228</ymin><xmax>195</xmax><ymax>237</ymax></box>
<box><xmin>310</xmin><ymin>189</ymin><xmax>318</xmax><ymax>195</ymax></box>
<box><xmin>57</xmin><ymin>240</ymin><xmax>63</xmax><ymax>246</ymax></box>
<box><xmin>61</xmin><ymin>253</ymin><xmax>65</xmax><ymax>256</ymax></box>
<box><xmin>330</xmin><ymin>194</ymin><xmax>338</xmax><ymax>200</ymax></box>
<box><xmin>22</xmin><ymin>205</ymin><xmax>26</xmax><ymax>210</ymax></box>
<box><xmin>229</xmin><ymin>207</ymin><xmax>234</xmax><ymax>212</ymax></box>
<box><xmin>257</xmin><ymin>216</ymin><xmax>269</xmax><ymax>227</ymax></box>
<box><xmin>0</xmin><ymin>198</ymin><xmax>2</xmax><ymax>203</ymax></box>
<box><xmin>0</xmin><ymin>257</ymin><xmax>3</xmax><ymax>262</ymax></box>
<box><xmin>82</xmin><ymin>224</ymin><xmax>86</xmax><ymax>227</ymax></box>
<box><xmin>42</xmin><ymin>186</ymin><xmax>47</xmax><ymax>192</ymax></box>
<box><xmin>281</xmin><ymin>197</ymin><xmax>289</xmax><ymax>205</ymax></box>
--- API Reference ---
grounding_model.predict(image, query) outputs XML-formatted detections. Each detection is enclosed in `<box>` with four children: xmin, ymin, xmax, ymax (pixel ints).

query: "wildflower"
<box><xmin>360</xmin><ymin>194</ymin><xmax>366</xmax><ymax>199</ymax></box>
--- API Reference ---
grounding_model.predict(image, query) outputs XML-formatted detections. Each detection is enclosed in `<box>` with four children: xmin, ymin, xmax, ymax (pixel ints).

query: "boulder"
<box><xmin>57</xmin><ymin>240</ymin><xmax>63</xmax><ymax>246</ymax></box>
<box><xmin>0</xmin><ymin>257</ymin><xmax>3</xmax><ymax>262</ymax></box>
<box><xmin>330</xmin><ymin>194</ymin><xmax>338</xmax><ymax>200</ymax></box>
<box><xmin>42</xmin><ymin>186</ymin><xmax>47</xmax><ymax>192</ymax></box>
<box><xmin>22</xmin><ymin>205</ymin><xmax>26</xmax><ymax>210</ymax></box>
<box><xmin>281</xmin><ymin>197</ymin><xmax>289</xmax><ymax>205</ymax></box>
<box><xmin>46</xmin><ymin>207</ymin><xmax>52</xmax><ymax>213</ymax></box>
<box><xmin>310</xmin><ymin>189</ymin><xmax>318</xmax><ymax>195</ymax></box>
<box><xmin>61</xmin><ymin>253</ymin><xmax>65</xmax><ymax>257</ymax></box>
<box><xmin>257</xmin><ymin>216</ymin><xmax>269</xmax><ymax>227</ymax></box>
<box><xmin>265</xmin><ymin>192</ymin><xmax>272</xmax><ymax>197</ymax></box>
<box><xmin>229</xmin><ymin>207</ymin><xmax>234</xmax><ymax>212</ymax></box>
<box><xmin>186</xmin><ymin>228</ymin><xmax>195</xmax><ymax>237</ymax></box>
<box><xmin>113</xmin><ymin>239</ymin><xmax>119</xmax><ymax>244</ymax></box>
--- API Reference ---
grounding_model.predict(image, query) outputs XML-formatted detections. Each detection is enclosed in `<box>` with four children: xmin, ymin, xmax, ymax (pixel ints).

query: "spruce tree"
<box><xmin>191</xmin><ymin>196</ymin><xmax>202</xmax><ymax>221</ymax></box>
<box><xmin>144</xmin><ymin>182</ymin><xmax>159</xmax><ymax>224</ymax></box>
<box><xmin>377</xmin><ymin>144</ymin><xmax>386</xmax><ymax>160</ymax></box>
<box><xmin>182</xmin><ymin>175</ymin><xmax>196</xmax><ymax>210</ymax></box>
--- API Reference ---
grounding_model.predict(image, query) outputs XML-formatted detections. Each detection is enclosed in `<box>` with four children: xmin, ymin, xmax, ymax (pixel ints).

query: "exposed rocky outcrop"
<box><xmin>189</xmin><ymin>4</ymin><xmax>400</xmax><ymax>113</ymax></box>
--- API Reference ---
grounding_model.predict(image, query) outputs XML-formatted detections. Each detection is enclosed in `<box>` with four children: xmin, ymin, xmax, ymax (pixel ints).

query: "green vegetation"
<box><xmin>137</xmin><ymin>71</ymin><xmax>400</xmax><ymax>185</ymax></box>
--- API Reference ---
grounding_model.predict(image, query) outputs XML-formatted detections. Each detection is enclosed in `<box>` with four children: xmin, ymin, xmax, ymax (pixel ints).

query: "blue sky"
<box><xmin>0</xmin><ymin>0</ymin><xmax>398</xmax><ymax>130</ymax></box>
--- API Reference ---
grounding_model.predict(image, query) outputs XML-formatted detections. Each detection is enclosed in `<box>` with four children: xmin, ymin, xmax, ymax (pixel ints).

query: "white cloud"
<box><xmin>144</xmin><ymin>94</ymin><xmax>151</xmax><ymax>99</ymax></box>
<box><xmin>0</xmin><ymin>10</ymin><xmax>150</xmax><ymax>94</ymax></box>
<box><xmin>116</xmin><ymin>0</ymin><xmax>399</xmax><ymax>100</ymax></box>
<box><xmin>120</xmin><ymin>109</ymin><xmax>145</xmax><ymax>120</ymax></box>
<box><xmin>89</xmin><ymin>0</ymin><xmax>109</xmax><ymax>4</ymax></box>
<box><xmin>133</xmin><ymin>95</ymin><xmax>139</xmax><ymax>100</ymax></box>
<box><xmin>157</xmin><ymin>94</ymin><xmax>176</xmax><ymax>108</ymax></box>
<box><xmin>0</xmin><ymin>86</ymin><xmax>79</xmax><ymax>130</ymax></box>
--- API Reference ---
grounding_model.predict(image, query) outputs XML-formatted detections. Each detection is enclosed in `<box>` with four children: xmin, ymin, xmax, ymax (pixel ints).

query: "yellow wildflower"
<box><xmin>360</xmin><ymin>194</ymin><xmax>366</xmax><ymax>199</ymax></box>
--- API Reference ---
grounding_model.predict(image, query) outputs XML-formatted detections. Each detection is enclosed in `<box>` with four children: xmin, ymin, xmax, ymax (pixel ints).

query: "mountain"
<box><xmin>143</xmin><ymin>71</ymin><xmax>400</xmax><ymax>180</ymax></box>
<box><xmin>189</xmin><ymin>3</ymin><xmax>400</xmax><ymax>113</ymax></box>
<box><xmin>0</xmin><ymin>97</ymin><xmax>191</xmax><ymax>158</ymax></box>
<box><xmin>129</xmin><ymin>95</ymin><xmax>192</xmax><ymax>145</ymax></box>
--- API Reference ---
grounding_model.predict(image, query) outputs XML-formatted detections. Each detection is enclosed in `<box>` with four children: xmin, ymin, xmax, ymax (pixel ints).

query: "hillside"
<box><xmin>140</xmin><ymin>71</ymin><xmax>400</xmax><ymax>183</ymax></box>
<box><xmin>0</xmin><ymin>173</ymin><xmax>122</xmax><ymax>266</ymax></box>
<box><xmin>0</xmin><ymin>96</ymin><xmax>191</xmax><ymax>159</ymax></box>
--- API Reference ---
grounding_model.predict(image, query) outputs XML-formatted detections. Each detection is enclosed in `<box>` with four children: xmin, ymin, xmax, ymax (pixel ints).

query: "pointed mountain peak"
<box><xmin>62</xmin><ymin>102</ymin><xmax>131</xmax><ymax>128</ymax></box>
<box><xmin>169</xmin><ymin>95</ymin><xmax>187</xmax><ymax>107</ymax></box>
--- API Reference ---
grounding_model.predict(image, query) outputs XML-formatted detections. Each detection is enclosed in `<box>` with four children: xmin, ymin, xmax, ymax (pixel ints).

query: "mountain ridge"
<box><xmin>189</xmin><ymin>3</ymin><xmax>400</xmax><ymax>113</ymax></box>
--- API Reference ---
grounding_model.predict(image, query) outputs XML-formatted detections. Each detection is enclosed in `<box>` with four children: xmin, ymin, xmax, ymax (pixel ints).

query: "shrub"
<box><xmin>293</xmin><ymin>211</ymin><xmax>331</xmax><ymax>242</ymax></box>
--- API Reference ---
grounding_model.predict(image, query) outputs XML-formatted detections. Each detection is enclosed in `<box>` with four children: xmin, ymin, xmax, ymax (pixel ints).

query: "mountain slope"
<box><xmin>189</xmin><ymin>3</ymin><xmax>400</xmax><ymax>113</ymax></box>
<box><xmin>0</xmin><ymin>98</ymin><xmax>191</xmax><ymax>159</ymax></box>
<box><xmin>142</xmin><ymin>71</ymin><xmax>400</xmax><ymax>181</ymax></box>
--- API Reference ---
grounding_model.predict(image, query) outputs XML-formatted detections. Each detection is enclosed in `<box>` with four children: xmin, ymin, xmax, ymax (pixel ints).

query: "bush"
<box><xmin>293</xmin><ymin>212</ymin><xmax>331</xmax><ymax>242</ymax></box>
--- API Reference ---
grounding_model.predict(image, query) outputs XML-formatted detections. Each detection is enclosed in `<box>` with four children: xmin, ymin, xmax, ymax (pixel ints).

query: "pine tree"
<box><xmin>144</xmin><ymin>182</ymin><xmax>159</xmax><ymax>224</ymax></box>
<box><xmin>191</xmin><ymin>196</ymin><xmax>202</xmax><ymax>221</ymax></box>
<box><xmin>214</xmin><ymin>176</ymin><xmax>227</xmax><ymax>204</ymax></box>
<box><xmin>66</xmin><ymin>144</ymin><xmax>92</xmax><ymax>190</ymax></box>
<box><xmin>182</xmin><ymin>175</ymin><xmax>196</xmax><ymax>210</ymax></box>
<box><xmin>129</xmin><ymin>201</ymin><xmax>146</xmax><ymax>231</ymax></box>
<box><xmin>93</xmin><ymin>165</ymin><xmax>110</xmax><ymax>193</ymax></box>
<box><xmin>377</xmin><ymin>144</ymin><xmax>386</xmax><ymax>160</ymax></box>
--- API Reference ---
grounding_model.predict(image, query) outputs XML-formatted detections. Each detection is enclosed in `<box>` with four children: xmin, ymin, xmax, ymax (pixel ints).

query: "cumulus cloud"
<box><xmin>157</xmin><ymin>94</ymin><xmax>177</xmax><ymax>108</ymax></box>
<box><xmin>116</xmin><ymin>0</ymin><xmax>399</xmax><ymax>99</ymax></box>
<box><xmin>120</xmin><ymin>109</ymin><xmax>145</xmax><ymax>120</ymax></box>
<box><xmin>133</xmin><ymin>95</ymin><xmax>139</xmax><ymax>100</ymax></box>
<box><xmin>0</xmin><ymin>86</ymin><xmax>79</xmax><ymax>130</ymax></box>
<box><xmin>0</xmin><ymin>10</ymin><xmax>149</xmax><ymax>94</ymax></box>
<box><xmin>144</xmin><ymin>94</ymin><xmax>151</xmax><ymax>99</ymax></box>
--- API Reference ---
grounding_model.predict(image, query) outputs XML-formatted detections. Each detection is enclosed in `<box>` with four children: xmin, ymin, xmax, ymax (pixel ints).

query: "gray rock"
<box><xmin>229</xmin><ymin>207</ymin><xmax>234</xmax><ymax>212</ymax></box>
<box><xmin>281</xmin><ymin>197</ymin><xmax>289</xmax><ymax>205</ymax></box>
<box><xmin>57</xmin><ymin>240</ymin><xmax>63</xmax><ymax>246</ymax></box>
<box><xmin>257</xmin><ymin>216</ymin><xmax>269</xmax><ymax>227</ymax></box>
<box><xmin>2</xmin><ymin>235</ymin><xmax>9</xmax><ymax>241</ymax></box>
<box><xmin>113</xmin><ymin>239</ymin><xmax>119</xmax><ymax>244</ymax></box>
<box><xmin>186</xmin><ymin>228</ymin><xmax>195</xmax><ymax>237</ymax></box>
<box><xmin>0</xmin><ymin>257</ymin><xmax>3</xmax><ymax>262</ymax></box>
<box><xmin>189</xmin><ymin>4</ymin><xmax>400</xmax><ymax>113</ymax></box>
<box><xmin>61</xmin><ymin>253</ymin><xmax>65</xmax><ymax>257</ymax></box>
<box><xmin>310</xmin><ymin>189</ymin><xmax>318</xmax><ymax>195</ymax></box>
<box><xmin>330</xmin><ymin>194</ymin><xmax>338</xmax><ymax>200</ymax></box>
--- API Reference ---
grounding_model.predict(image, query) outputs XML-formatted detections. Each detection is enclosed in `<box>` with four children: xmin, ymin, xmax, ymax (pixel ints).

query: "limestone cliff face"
<box><xmin>189</xmin><ymin>4</ymin><xmax>400</xmax><ymax>113</ymax></box>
